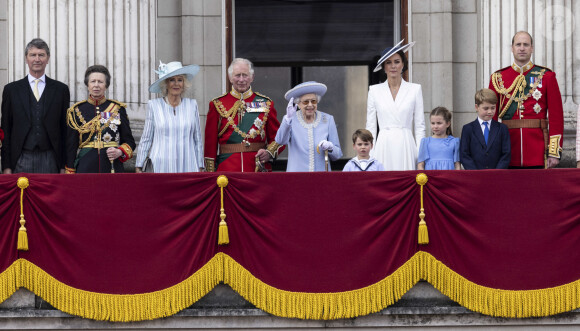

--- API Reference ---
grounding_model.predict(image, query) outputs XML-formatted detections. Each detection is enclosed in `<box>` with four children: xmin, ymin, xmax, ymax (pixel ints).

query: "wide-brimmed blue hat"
<box><xmin>149</xmin><ymin>61</ymin><xmax>200</xmax><ymax>93</ymax></box>
<box><xmin>284</xmin><ymin>81</ymin><xmax>327</xmax><ymax>101</ymax></box>
<box><xmin>373</xmin><ymin>40</ymin><xmax>416</xmax><ymax>72</ymax></box>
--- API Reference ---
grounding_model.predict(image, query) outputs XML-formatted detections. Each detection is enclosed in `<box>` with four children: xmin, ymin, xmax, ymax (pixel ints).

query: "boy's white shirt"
<box><xmin>353</xmin><ymin>156</ymin><xmax>375</xmax><ymax>170</ymax></box>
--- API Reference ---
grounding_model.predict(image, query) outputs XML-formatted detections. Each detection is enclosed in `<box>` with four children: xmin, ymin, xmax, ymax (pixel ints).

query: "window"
<box><xmin>235</xmin><ymin>0</ymin><xmax>396</xmax><ymax>160</ymax></box>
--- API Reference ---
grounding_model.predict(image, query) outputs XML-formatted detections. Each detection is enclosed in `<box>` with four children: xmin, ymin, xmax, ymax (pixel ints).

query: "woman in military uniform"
<box><xmin>66</xmin><ymin>65</ymin><xmax>135</xmax><ymax>173</ymax></box>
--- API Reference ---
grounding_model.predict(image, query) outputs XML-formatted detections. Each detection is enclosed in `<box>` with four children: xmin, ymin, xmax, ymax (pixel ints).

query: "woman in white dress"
<box><xmin>366</xmin><ymin>40</ymin><xmax>425</xmax><ymax>170</ymax></box>
<box><xmin>135</xmin><ymin>61</ymin><xmax>204</xmax><ymax>173</ymax></box>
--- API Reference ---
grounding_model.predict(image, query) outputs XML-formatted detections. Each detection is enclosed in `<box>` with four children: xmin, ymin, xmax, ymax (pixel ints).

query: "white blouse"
<box><xmin>135</xmin><ymin>98</ymin><xmax>204</xmax><ymax>173</ymax></box>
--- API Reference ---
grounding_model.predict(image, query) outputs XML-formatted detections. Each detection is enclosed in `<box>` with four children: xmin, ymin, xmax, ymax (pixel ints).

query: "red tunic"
<box><xmin>489</xmin><ymin>62</ymin><xmax>564</xmax><ymax>167</ymax></box>
<box><xmin>204</xmin><ymin>88</ymin><xmax>284</xmax><ymax>172</ymax></box>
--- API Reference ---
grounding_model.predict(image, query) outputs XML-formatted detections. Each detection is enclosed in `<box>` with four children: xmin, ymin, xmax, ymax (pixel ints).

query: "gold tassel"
<box><xmin>218</xmin><ymin>216</ymin><xmax>229</xmax><ymax>245</ymax></box>
<box><xmin>418</xmin><ymin>220</ymin><xmax>429</xmax><ymax>244</ymax></box>
<box><xmin>17</xmin><ymin>177</ymin><xmax>30</xmax><ymax>251</ymax></box>
<box><xmin>217</xmin><ymin>175</ymin><xmax>229</xmax><ymax>245</ymax></box>
<box><xmin>416</xmin><ymin>173</ymin><xmax>429</xmax><ymax>245</ymax></box>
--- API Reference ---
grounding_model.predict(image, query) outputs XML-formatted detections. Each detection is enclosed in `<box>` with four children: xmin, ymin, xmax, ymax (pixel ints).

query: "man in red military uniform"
<box><xmin>204</xmin><ymin>58</ymin><xmax>284</xmax><ymax>172</ymax></box>
<box><xmin>489</xmin><ymin>31</ymin><xmax>563</xmax><ymax>168</ymax></box>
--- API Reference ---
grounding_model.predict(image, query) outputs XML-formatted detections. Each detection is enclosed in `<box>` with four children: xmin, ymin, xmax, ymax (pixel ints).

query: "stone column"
<box><xmin>181</xmin><ymin>0</ymin><xmax>224</xmax><ymax>137</ymax></box>
<box><xmin>0</xmin><ymin>0</ymin><xmax>7</xmax><ymax>89</ymax></box>
<box><xmin>480</xmin><ymin>0</ymin><xmax>577</xmax><ymax>166</ymax></box>
<box><xmin>155</xmin><ymin>0</ymin><xmax>225</xmax><ymax>141</ymax></box>
<box><xmin>5</xmin><ymin>0</ymin><xmax>156</xmax><ymax>120</ymax></box>
<box><xmin>410</xmin><ymin>0</ymin><xmax>454</xmax><ymax>134</ymax></box>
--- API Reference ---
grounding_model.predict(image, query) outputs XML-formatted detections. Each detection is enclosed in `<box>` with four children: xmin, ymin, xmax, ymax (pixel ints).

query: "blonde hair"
<box><xmin>158</xmin><ymin>74</ymin><xmax>192</xmax><ymax>97</ymax></box>
<box><xmin>474</xmin><ymin>88</ymin><xmax>498</xmax><ymax>106</ymax></box>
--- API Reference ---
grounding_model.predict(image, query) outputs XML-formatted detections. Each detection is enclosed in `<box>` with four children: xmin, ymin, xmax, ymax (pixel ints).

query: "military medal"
<box><xmin>533</xmin><ymin>103</ymin><xmax>542</xmax><ymax>114</ymax></box>
<box><xmin>532</xmin><ymin>89</ymin><xmax>542</xmax><ymax>101</ymax></box>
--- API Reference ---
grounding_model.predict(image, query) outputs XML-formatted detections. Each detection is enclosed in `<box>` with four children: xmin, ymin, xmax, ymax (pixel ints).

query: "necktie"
<box><xmin>483</xmin><ymin>121</ymin><xmax>489</xmax><ymax>145</ymax></box>
<box><xmin>33</xmin><ymin>79</ymin><xmax>40</xmax><ymax>101</ymax></box>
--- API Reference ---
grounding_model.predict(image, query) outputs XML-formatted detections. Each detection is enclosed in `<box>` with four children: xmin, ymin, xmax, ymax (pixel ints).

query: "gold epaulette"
<box><xmin>494</xmin><ymin>66</ymin><xmax>512</xmax><ymax>74</ymax></box>
<box><xmin>211</xmin><ymin>92</ymin><xmax>229</xmax><ymax>102</ymax></box>
<box><xmin>254</xmin><ymin>92</ymin><xmax>272</xmax><ymax>101</ymax></box>
<box><xmin>533</xmin><ymin>64</ymin><xmax>553</xmax><ymax>72</ymax></box>
<box><xmin>67</xmin><ymin>100</ymin><xmax>87</xmax><ymax>113</ymax></box>
<box><xmin>108</xmin><ymin>99</ymin><xmax>128</xmax><ymax>109</ymax></box>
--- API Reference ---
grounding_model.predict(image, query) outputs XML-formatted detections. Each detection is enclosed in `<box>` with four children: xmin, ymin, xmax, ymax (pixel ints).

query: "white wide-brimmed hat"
<box><xmin>149</xmin><ymin>61</ymin><xmax>200</xmax><ymax>93</ymax></box>
<box><xmin>284</xmin><ymin>81</ymin><xmax>328</xmax><ymax>101</ymax></box>
<box><xmin>373</xmin><ymin>40</ymin><xmax>416</xmax><ymax>72</ymax></box>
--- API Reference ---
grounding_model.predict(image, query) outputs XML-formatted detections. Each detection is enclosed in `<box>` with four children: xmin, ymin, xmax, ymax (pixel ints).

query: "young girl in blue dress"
<box><xmin>417</xmin><ymin>107</ymin><xmax>461</xmax><ymax>170</ymax></box>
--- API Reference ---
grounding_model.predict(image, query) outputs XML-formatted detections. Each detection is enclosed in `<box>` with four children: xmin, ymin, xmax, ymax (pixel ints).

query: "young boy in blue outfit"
<box><xmin>343</xmin><ymin>129</ymin><xmax>385</xmax><ymax>171</ymax></box>
<box><xmin>460</xmin><ymin>88</ymin><xmax>511</xmax><ymax>169</ymax></box>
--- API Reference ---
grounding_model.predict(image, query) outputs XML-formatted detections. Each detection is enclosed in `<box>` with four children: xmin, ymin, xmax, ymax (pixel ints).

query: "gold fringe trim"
<box><xmin>1</xmin><ymin>252</ymin><xmax>580</xmax><ymax>320</ymax></box>
<box><xmin>224</xmin><ymin>252</ymin><xmax>580</xmax><ymax>319</ymax></box>
<box><xmin>222</xmin><ymin>253</ymin><xmax>419</xmax><ymax>320</ymax></box>
<box><xmin>416</xmin><ymin>251</ymin><xmax>580</xmax><ymax>318</ymax></box>
<box><xmin>0</xmin><ymin>261</ymin><xmax>19</xmax><ymax>304</ymax></box>
<box><xmin>16</xmin><ymin>255</ymin><xmax>223</xmax><ymax>322</ymax></box>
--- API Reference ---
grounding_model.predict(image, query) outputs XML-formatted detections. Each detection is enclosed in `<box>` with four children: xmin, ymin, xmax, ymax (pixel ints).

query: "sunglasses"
<box><xmin>300</xmin><ymin>99</ymin><xmax>318</xmax><ymax>106</ymax></box>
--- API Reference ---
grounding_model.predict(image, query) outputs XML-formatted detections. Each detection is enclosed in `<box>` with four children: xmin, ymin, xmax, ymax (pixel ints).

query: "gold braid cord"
<box><xmin>416</xmin><ymin>173</ymin><xmax>429</xmax><ymax>245</ymax></box>
<box><xmin>67</xmin><ymin>102</ymin><xmax>120</xmax><ymax>149</ymax></box>
<box><xmin>491</xmin><ymin>73</ymin><xmax>526</xmax><ymax>118</ymax></box>
<box><xmin>214</xmin><ymin>99</ymin><xmax>240</xmax><ymax>137</ymax></box>
<box><xmin>491</xmin><ymin>69</ymin><xmax>546</xmax><ymax>119</ymax></box>
<box><xmin>17</xmin><ymin>177</ymin><xmax>30</xmax><ymax>251</ymax></box>
<box><xmin>213</xmin><ymin>99</ymin><xmax>270</xmax><ymax>140</ymax></box>
<box><xmin>217</xmin><ymin>175</ymin><xmax>229</xmax><ymax>245</ymax></box>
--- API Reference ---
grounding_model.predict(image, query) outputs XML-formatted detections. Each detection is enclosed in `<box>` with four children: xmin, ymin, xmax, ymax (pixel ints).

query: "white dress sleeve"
<box><xmin>135</xmin><ymin>100</ymin><xmax>156</xmax><ymax>167</ymax></box>
<box><xmin>413</xmin><ymin>85</ymin><xmax>426</xmax><ymax>151</ymax></box>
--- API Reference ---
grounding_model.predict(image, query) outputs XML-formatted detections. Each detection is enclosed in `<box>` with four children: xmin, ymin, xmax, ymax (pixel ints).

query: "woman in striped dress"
<box><xmin>135</xmin><ymin>61</ymin><xmax>203</xmax><ymax>173</ymax></box>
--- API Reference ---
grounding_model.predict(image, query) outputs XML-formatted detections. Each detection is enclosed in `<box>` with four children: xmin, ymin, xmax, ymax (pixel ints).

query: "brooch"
<box><xmin>103</xmin><ymin>132</ymin><xmax>113</xmax><ymax>142</ymax></box>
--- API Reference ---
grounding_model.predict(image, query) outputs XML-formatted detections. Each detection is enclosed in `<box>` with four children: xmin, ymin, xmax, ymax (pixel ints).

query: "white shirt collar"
<box><xmin>477</xmin><ymin>117</ymin><xmax>491</xmax><ymax>127</ymax></box>
<box><xmin>28</xmin><ymin>74</ymin><xmax>46</xmax><ymax>84</ymax></box>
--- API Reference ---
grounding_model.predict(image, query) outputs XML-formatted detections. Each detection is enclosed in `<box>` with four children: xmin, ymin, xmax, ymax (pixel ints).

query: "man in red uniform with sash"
<box><xmin>489</xmin><ymin>31</ymin><xmax>563</xmax><ymax>168</ymax></box>
<box><xmin>204</xmin><ymin>58</ymin><xmax>283</xmax><ymax>172</ymax></box>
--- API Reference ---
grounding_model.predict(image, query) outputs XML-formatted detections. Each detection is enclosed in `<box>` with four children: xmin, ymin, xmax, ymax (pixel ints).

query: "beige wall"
<box><xmin>411</xmin><ymin>0</ymin><xmax>577</xmax><ymax>166</ymax></box>
<box><xmin>156</xmin><ymin>0</ymin><xmax>224</xmax><ymax>140</ymax></box>
<box><xmin>0</xmin><ymin>0</ymin><xmax>7</xmax><ymax>91</ymax></box>
<box><xmin>411</xmin><ymin>0</ymin><xmax>479</xmax><ymax>138</ymax></box>
<box><xmin>0</xmin><ymin>0</ymin><xmax>577</xmax><ymax>165</ymax></box>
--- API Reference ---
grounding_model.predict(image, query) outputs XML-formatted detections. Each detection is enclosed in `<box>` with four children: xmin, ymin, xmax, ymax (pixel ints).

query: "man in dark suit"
<box><xmin>1</xmin><ymin>38</ymin><xmax>71</xmax><ymax>173</ymax></box>
<box><xmin>460</xmin><ymin>88</ymin><xmax>511</xmax><ymax>170</ymax></box>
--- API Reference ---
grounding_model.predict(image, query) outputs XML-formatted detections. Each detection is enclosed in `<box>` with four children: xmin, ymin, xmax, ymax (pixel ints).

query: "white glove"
<box><xmin>318</xmin><ymin>140</ymin><xmax>334</xmax><ymax>151</ymax></box>
<box><xmin>284</xmin><ymin>97</ymin><xmax>297</xmax><ymax>122</ymax></box>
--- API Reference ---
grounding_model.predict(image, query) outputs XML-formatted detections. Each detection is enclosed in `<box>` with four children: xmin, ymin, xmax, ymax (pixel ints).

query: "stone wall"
<box><xmin>2</xmin><ymin>283</ymin><xmax>580</xmax><ymax>329</ymax></box>
<box><xmin>411</xmin><ymin>0</ymin><xmax>578</xmax><ymax>166</ymax></box>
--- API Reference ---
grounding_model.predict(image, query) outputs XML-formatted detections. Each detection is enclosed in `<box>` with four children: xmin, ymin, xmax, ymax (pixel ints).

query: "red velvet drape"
<box><xmin>0</xmin><ymin>169</ymin><xmax>579</xmax><ymax>296</ymax></box>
